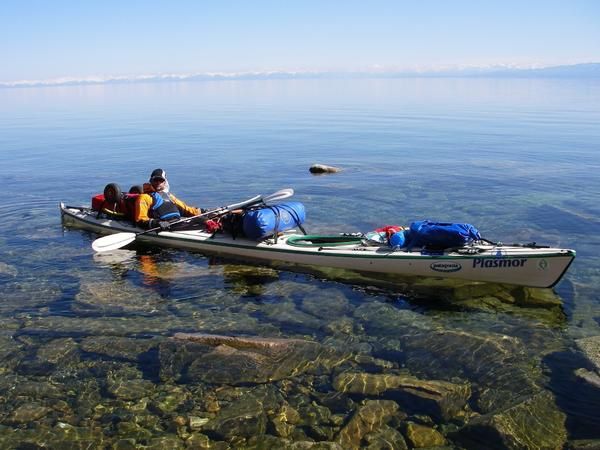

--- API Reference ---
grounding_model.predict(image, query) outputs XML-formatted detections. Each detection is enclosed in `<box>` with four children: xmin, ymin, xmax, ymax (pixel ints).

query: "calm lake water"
<box><xmin>1</xmin><ymin>78</ymin><xmax>600</xmax><ymax>448</ymax></box>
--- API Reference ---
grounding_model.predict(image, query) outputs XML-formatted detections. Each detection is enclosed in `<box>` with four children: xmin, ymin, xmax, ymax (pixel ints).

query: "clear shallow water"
<box><xmin>1</xmin><ymin>78</ymin><xmax>600</xmax><ymax>448</ymax></box>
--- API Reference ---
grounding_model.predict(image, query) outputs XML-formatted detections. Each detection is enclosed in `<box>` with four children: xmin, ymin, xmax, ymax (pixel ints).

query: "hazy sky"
<box><xmin>1</xmin><ymin>0</ymin><xmax>599</xmax><ymax>82</ymax></box>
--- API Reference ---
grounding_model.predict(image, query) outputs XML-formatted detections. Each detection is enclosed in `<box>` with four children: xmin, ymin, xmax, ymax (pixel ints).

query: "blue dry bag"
<box><xmin>243</xmin><ymin>202</ymin><xmax>306</xmax><ymax>240</ymax></box>
<box><xmin>405</xmin><ymin>220</ymin><xmax>481</xmax><ymax>250</ymax></box>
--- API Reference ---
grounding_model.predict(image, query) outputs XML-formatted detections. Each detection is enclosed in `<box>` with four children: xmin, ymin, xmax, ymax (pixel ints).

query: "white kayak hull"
<box><xmin>60</xmin><ymin>203</ymin><xmax>575</xmax><ymax>288</ymax></box>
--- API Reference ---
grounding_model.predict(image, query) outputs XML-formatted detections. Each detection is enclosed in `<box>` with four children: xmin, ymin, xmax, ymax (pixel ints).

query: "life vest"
<box><xmin>150</xmin><ymin>191</ymin><xmax>181</xmax><ymax>220</ymax></box>
<box><xmin>91</xmin><ymin>193</ymin><xmax>139</xmax><ymax>221</ymax></box>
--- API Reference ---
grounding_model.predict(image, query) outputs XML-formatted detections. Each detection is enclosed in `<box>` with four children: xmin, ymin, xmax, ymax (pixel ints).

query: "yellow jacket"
<box><xmin>134</xmin><ymin>183</ymin><xmax>201</xmax><ymax>226</ymax></box>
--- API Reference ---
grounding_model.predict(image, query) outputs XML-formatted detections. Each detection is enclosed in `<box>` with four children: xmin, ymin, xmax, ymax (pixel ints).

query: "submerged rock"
<box><xmin>574</xmin><ymin>368</ymin><xmax>600</xmax><ymax>389</ymax></box>
<box><xmin>0</xmin><ymin>334</ymin><xmax>22</xmax><ymax>374</ymax></box>
<box><xmin>106</xmin><ymin>367</ymin><xmax>155</xmax><ymax>400</ymax></box>
<box><xmin>151</xmin><ymin>385</ymin><xmax>190</xmax><ymax>415</ymax></box>
<box><xmin>336</xmin><ymin>399</ymin><xmax>400</xmax><ymax>449</ymax></box>
<box><xmin>36</xmin><ymin>337</ymin><xmax>79</xmax><ymax>365</ymax></box>
<box><xmin>8</xmin><ymin>402</ymin><xmax>52</xmax><ymax>424</ymax></box>
<box><xmin>576</xmin><ymin>336</ymin><xmax>600</xmax><ymax>372</ymax></box>
<box><xmin>0</xmin><ymin>280</ymin><xmax>62</xmax><ymax>314</ymax></box>
<box><xmin>574</xmin><ymin>336</ymin><xmax>600</xmax><ymax>389</ymax></box>
<box><xmin>204</xmin><ymin>385</ymin><xmax>281</xmax><ymax>440</ymax></box>
<box><xmin>160</xmin><ymin>333</ymin><xmax>349</xmax><ymax>384</ymax></box>
<box><xmin>398</xmin><ymin>329</ymin><xmax>540</xmax><ymax>413</ymax></box>
<box><xmin>566</xmin><ymin>440</ymin><xmax>600</xmax><ymax>450</ymax></box>
<box><xmin>309</xmin><ymin>164</ymin><xmax>342</xmax><ymax>174</ymax></box>
<box><xmin>74</xmin><ymin>280</ymin><xmax>166</xmax><ymax>315</ymax></box>
<box><xmin>363</xmin><ymin>425</ymin><xmax>408</xmax><ymax>450</ymax></box>
<box><xmin>17</xmin><ymin>337</ymin><xmax>80</xmax><ymax>376</ymax></box>
<box><xmin>454</xmin><ymin>390</ymin><xmax>567</xmax><ymax>450</ymax></box>
<box><xmin>333</xmin><ymin>372</ymin><xmax>471</xmax><ymax>421</ymax></box>
<box><xmin>511</xmin><ymin>286</ymin><xmax>563</xmax><ymax>308</ymax></box>
<box><xmin>404</xmin><ymin>422</ymin><xmax>446</xmax><ymax>448</ymax></box>
<box><xmin>81</xmin><ymin>335</ymin><xmax>160</xmax><ymax>361</ymax></box>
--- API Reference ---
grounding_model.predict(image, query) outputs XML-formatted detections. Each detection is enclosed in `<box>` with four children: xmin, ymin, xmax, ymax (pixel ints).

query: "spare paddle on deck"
<box><xmin>91</xmin><ymin>188</ymin><xmax>294</xmax><ymax>253</ymax></box>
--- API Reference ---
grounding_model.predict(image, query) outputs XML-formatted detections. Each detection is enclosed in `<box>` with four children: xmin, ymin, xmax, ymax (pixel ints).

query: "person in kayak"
<box><xmin>134</xmin><ymin>168</ymin><xmax>203</xmax><ymax>230</ymax></box>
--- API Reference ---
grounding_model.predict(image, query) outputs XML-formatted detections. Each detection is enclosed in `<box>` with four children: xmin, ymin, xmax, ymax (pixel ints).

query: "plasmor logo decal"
<box><xmin>430</xmin><ymin>262</ymin><xmax>462</xmax><ymax>273</ymax></box>
<box><xmin>538</xmin><ymin>259</ymin><xmax>548</xmax><ymax>270</ymax></box>
<box><xmin>473</xmin><ymin>258</ymin><xmax>527</xmax><ymax>268</ymax></box>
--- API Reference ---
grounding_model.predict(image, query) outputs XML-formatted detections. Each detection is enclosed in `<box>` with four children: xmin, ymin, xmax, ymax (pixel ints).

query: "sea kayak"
<box><xmin>60</xmin><ymin>203</ymin><xmax>575</xmax><ymax>288</ymax></box>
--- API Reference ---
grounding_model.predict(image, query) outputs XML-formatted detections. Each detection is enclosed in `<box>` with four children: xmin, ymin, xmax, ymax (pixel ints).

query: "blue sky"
<box><xmin>1</xmin><ymin>0</ymin><xmax>599</xmax><ymax>82</ymax></box>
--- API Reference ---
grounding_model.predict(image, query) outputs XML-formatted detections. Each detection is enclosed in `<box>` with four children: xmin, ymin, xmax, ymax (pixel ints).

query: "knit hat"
<box><xmin>150</xmin><ymin>168</ymin><xmax>166</xmax><ymax>181</ymax></box>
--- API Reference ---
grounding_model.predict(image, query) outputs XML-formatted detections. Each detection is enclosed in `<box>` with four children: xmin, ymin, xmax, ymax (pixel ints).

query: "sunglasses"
<box><xmin>151</xmin><ymin>178</ymin><xmax>166</xmax><ymax>183</ymax></box>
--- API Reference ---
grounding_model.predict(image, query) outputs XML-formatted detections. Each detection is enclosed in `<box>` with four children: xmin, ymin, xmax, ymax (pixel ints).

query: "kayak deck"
<box><xmin>60</xmin><ymin>203</ymin><xmax>575</xmax><ymax>288</ymax></box>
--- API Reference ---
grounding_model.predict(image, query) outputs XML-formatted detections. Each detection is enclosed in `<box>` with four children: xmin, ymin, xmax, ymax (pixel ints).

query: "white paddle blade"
<box><xmin>225</xmin><ymin>195</ymin><xmax>262</xmax><ymax>211</ymax></box>
<box><xmin>263</xmin><ymin>188</ymin><xmax>294</xmax><ymax>203</ymax></box>
<box><xmin>92</xmin><ymin>232</ymin><xmax>137</xmax><ymax>253</ymax></box>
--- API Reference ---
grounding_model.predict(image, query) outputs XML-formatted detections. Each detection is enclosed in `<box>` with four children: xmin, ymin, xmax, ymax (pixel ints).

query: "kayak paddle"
<box><xmin>91</xmin><ymin>188</ymin><xmax>294</xmax><ymax>253</ymax></box>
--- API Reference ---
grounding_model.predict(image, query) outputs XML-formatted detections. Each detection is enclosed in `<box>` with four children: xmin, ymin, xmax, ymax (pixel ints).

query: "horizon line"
<box><xmin>2</xmin><ymin>62</ymin><xmax>599</xmax><ymax>89</ymax></box>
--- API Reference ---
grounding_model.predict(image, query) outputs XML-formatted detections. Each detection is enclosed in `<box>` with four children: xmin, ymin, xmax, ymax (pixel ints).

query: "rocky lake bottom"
<box><xmin>1</xmin><ymin>246</ymin><xmax>599</xmax><ymax>450</ymax></box>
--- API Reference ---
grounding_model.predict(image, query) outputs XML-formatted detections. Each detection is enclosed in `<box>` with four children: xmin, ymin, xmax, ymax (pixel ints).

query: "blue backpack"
<box><xmin>405</xmin><ymin>220</ymin><xmax>481</xmax><ymax>250</ymax></box>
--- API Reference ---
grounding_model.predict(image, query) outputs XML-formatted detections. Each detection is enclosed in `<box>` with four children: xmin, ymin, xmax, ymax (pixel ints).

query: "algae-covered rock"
<box><xmin>336</xmin><ymin>399</ymin><xmax>400</xmax><ymax>449</ymax></box>
<box><xmin>404</xmin><ymin>422</ymin><xmax>446</xmax><ymax>447</ymax></box>
<box><xmin>407</xmin><ymin>278</ymin><xmax>507</xmax><ymax>302</ymax></box>
<box><xmin>511</xmin><ymin>287</ymin><xmax>563</xmax><ymax>308</ymax></box>
<box><xmin>333</xmin><ymin>372</ymin><xmax>470</xmax><ymax>421</ymax></box>
<box><xmin>455</xmin><ymin>390</ymin><xmax>567</xmax><ymax>450</ymax></box>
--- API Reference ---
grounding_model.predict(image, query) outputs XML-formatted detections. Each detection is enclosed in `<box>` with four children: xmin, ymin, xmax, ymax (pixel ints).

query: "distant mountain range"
<box><xmin>2</xmin><ymin>63</ymin><xmax>599</xmax><ymax>88</ymax></box>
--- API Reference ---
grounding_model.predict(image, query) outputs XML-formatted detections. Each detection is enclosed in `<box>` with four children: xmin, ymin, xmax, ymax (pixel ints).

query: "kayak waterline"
<box><xmin>60</xmin><ymin>203</ymin><xmax>575</xmax><ymax>288</ymax></box>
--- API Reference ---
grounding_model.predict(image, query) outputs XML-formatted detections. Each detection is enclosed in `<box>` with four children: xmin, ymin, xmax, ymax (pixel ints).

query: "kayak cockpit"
<box><xmin>286</xmin><ymin>234</ymin><xmax>366</xmax><ymax>247</ymax></box>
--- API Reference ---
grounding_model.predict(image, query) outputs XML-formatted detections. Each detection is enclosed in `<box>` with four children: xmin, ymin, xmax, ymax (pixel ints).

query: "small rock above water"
<box><xmin>309</xmin><ymin>164</ymin><xmax>342</xmax><ymax>174</ymax></box>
